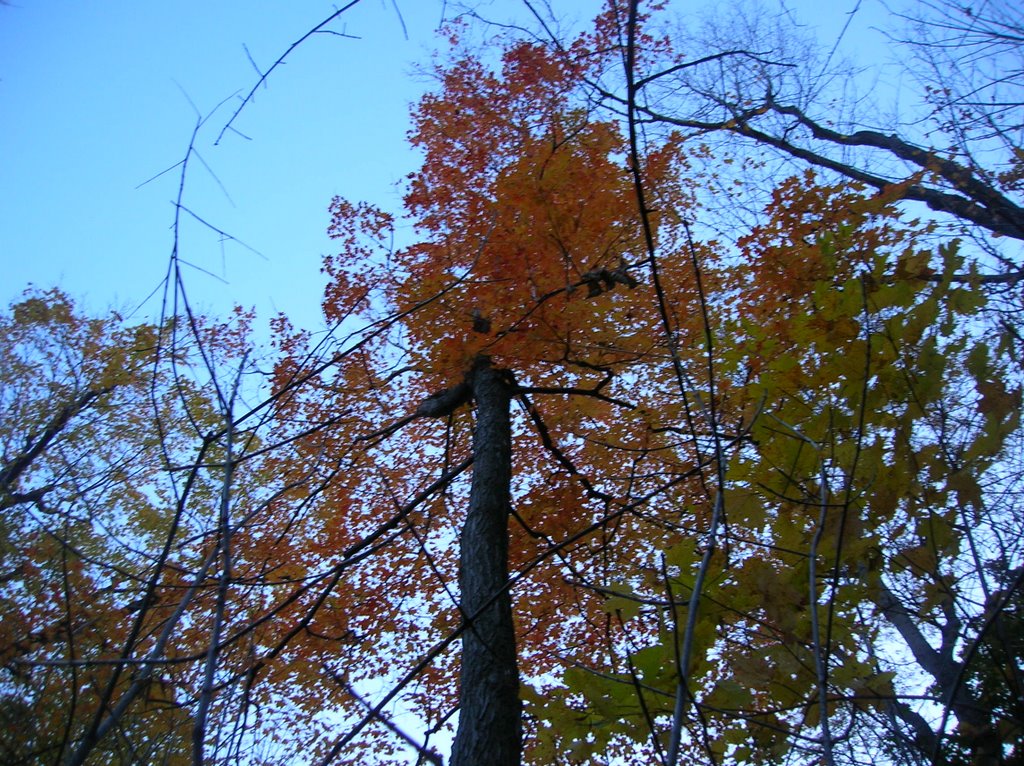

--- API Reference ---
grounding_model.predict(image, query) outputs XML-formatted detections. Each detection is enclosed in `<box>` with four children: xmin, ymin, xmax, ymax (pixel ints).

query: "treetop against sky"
<box><xmin>1</xmin><ymin>1</ymin><xmax>1022</xmax><ymax>765</ymax></box>
<box><xmin>1</xmin><ymin>0</ymin><xmax>890</xmax><ymax>329</ymax></box>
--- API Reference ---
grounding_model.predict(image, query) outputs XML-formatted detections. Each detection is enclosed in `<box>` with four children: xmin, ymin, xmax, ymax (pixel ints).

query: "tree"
<box><xmin>5</xmin><ymin>2</ymin><xmax>1022</xmax><ymax>764</ymax></box>
<box><xmin>0</xmin><ymin>289</ymin><xmax>200</xmax><ymax>764</ymax></box>
<box><xmin>618</xmin><ymin>0</ymin><xmax>1024</xmax><ymax>252</ymax></box>
<box><xmin>305</xmin><ymin>26</ymin><xmax>694</xmax><ymax>760</ymax></box>
<box><xmin>303</xmin><ymin>3</ymin><xmax>1023</xmax><ymax>763</ymax></box>
<box><xmin>307</xmin><ymin>5</ymin><xmax>1022</xmax><ymax>762</ymax></box>
<box><xmin>0</xmin><ymin>287</ymin><xmax>335</xmax><ymax>765</ymax></box>
<box><xmin>516</xmin><ymin>1</ymin><xmax>1024</xmax><ymax>763</ymax></box>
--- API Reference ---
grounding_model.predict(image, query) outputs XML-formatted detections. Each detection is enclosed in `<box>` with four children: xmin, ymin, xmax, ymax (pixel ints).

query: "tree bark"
<box><xmin>450</xmin><ymin>358</ymin><xmax>521</xmax><ymax>766</ymax></box>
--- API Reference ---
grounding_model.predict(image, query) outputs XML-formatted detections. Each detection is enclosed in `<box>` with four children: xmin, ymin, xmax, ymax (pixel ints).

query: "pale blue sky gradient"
<box><xmin>2</xmin><ymin>1</ymin><xmax>461</xmax><ymax>331</ymax></box>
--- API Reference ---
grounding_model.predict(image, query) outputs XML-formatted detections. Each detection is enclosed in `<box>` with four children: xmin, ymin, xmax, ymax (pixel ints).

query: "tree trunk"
<box><xmin>450</xmin><ymin>358</ymin><xmax>521</xmax><ymax>766</ymax></box>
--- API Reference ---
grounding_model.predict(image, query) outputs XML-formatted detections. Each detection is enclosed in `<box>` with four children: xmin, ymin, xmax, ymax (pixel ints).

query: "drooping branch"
<box><xmin>415</xmin><ymin>382</ymin><xmax>472</xmax><ymax>418</ymax></box>
<box><xmin>325</xmin><ymin>671</ymin><xmax>443</xmax><ymax>766</ymax></box>
<box><xmin>638</xmin><ymin>100</ymin><xmax>1024</xmax><ymax>242</ymax></box>
<box><xmin>767</xmin><ymin>102</ymin><xmax>1024</xmax><ymax>239</ymax></box>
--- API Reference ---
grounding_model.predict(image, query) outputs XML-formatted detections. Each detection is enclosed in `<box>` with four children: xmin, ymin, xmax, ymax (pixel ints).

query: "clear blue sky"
<box><xmin>1</xmin><ymin>1</ymin><xmax>460</xmax><ymax>332</ymax></box>
<box><xmin>1</xmin><ymin>0</ymin><xmax>889</xmax><ymax>334</ymax></box>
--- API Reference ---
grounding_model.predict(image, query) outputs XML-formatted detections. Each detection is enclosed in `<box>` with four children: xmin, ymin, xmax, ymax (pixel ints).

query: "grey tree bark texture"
<box><xmin>449</xmin><ymin>358</ymin><xmax>522</xmax><ymax>766</ymax></box>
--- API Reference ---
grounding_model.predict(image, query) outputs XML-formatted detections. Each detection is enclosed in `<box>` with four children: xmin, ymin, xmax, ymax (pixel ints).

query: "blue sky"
<box><xmin>1</xmin><ymin>0</ymin><xmax>887</xmax><ymax>334</ymax></box>
<box><xmin>2</xmin><ymin>1</ymin><xmax>458</xmax><ymax>332</ymax></box>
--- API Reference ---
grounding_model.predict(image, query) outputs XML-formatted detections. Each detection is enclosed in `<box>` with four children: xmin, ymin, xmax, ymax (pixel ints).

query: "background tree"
<box><xmin>620</xmin><ymin>0</ymin><xmax>1024</xmax><ymax>252</ymax></box>
<box><xmin>518</xmin><ymin>1</ymin><xmax>1024</xmax><ymax>764</ymax></box>
<box><xmin>0</xmin><ymin>289</ymin><xmax>204</xmax><ymax>764</ymax></box>
<box><xmin>0</xmin><ymin>283</ymin><xmax>372</xmax><ymax>765</ymax></box>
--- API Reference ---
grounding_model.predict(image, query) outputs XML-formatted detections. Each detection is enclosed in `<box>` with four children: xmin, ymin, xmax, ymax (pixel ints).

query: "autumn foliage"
<box><xmin>3</xmin><ymin>2</ymin><xmax>1023</xmax><ymax>765</ymax></box>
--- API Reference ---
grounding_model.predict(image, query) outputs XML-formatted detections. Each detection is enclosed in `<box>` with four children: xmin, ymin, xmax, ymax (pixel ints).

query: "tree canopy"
<box><xmin>2</xmin><ymin>2</ymin><xmax>1022</xmax><ymax>765</ymax></box>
